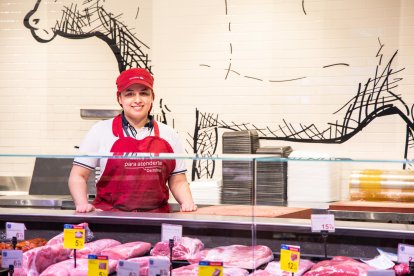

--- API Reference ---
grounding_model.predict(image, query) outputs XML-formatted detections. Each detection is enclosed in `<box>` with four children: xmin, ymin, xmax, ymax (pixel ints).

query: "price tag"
<box><xmin>398</xmin><ymin>243</ymin><xmax>414</xmax><ymax>264</ymax></box>
<box><xmin>280</xmin><ymin>244</ymin><xmax>300</xmax><ymax>273</ymax></box>
<box><xmin>311</xmin><ymin>214</ymin><xmax>335</xmax><ymax>232</ymax></box>
<box><xmin>198</xmin><ymin>261</ymin><xmax>223</xmax><ymax>276</ymax></box>
<box><xmin>367</xmin><ymin>270</ymin><xmax>396</xmax><ymax>276</ymax></box>
<box><xmin>161</xmin><ymin>223</ymin><xmax>182</xmax><ymax>242</ymax></box>
<box><xmin>1</xmin><ymin>250</ymin><xmax>23</xmax><ymax>268</ymax></box>
<box><xmin>5</xmin><ymin>222</ymin><xmax>26</xmax><ymax>240</ymax></box>
<box><xmin>88</xmin><ymin>255</ymin><xmax>108</xmax><ymax>276</ymax></box>
<box><xmin>149</xmin><ymin>257</ymin><xmax>170</xmax><ymax>276</ymax></box>
<box><xmin>117</xmin><ymin>260</ymin><xmax>140</xmax><ymax>276</ymax></box>
<box><xmin>63</xmin><ymin>224</ymin><xmax>85</xmax><ymax>249</ymax></box>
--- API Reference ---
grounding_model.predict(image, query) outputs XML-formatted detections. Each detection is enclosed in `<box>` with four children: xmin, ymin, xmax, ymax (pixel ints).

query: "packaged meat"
<box><xmin>100</xmin><ymin>241</ymin><xmax>151</xmax><ymax>260</ymax></box>
<box><xmin>394</xmin><ymin>263</ymin><xmax>411</xmax><ymax>276</ymax></box>
<box><xmin>39</xmin><ymin>258</ymin><xmax>118</xmax><ymax>276</ymax></box>
<box><xmin>117</xmin><ymin>255</ymin><xmax>170</xmax><ymax>275</ymax></box>
<box><xmin>172</xmin><ymin>263</ymin><xmax>249</xmax><ymax>276</ymax></box>
<box><xmin>303</xmin><ymin>256</ymin><xmax>376</xmax><ymax>276</ymax></box>
<box><xmin>189</xmin><ymin>245</ymin><xmax>274</xmax><ymax>270</ymax></box>
<box><xmin>150</xmin><ymin>237</ymin><xmax>204</xmax><ymax>260</ymax></box>
<box><xmin>71</xmin><ymin>239</ymin><xmax>121</xmax><ymax>258</ymax></box>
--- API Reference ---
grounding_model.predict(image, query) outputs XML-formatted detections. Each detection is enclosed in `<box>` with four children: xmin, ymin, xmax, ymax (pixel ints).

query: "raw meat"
<box><xmin>117</xmin><ymin>255</ymin><xmax>170</xmax><ymax>275</ymax></box>
<box><xmin>72</xmin><ymin>239</ymin><xmax>121</xmax><ymax>258</ymax></box>
<box><xmin>100</xmin><ymin>241</ymin><xmax>151</xmax><ymax>260</ymax></box>
<box><xmin>39</xmin><ymin>258</ymin><xmax>118</xmax><ymax>276</ymax></box>
<box><xmin>249</xmin><ymin>260</ymin><xmax>314</xmax><ymax>275</ymax></box>
<box><xmin>17</xmin><ymin>243</ymin><xmax>72</xmax><ymax>276</ymax></box>
<box><xmin>172</xmin><ymin>263</ymin><xmax>249</xmax><ymax>276</ymax></box>
<box><xmin>189</xmin><ymin>245</ymin><xmax>274</xmax><ymax>270</ymax></box>
<box><xmin>394</xmin><ymin>263</ymin><xmax>411</xmax><ymax>276</ymax></box>
<box><xmin>303</xmin><ymin>256</ymin><xmax>376</xmax><ymax>276</ymax></box>
<box><xmin>150</xmin><ymin>237</ymin><xmax>204</xmax><ymax>260</ymax></box>
<box><xmin>47</xmin><ymin>222</ymin><xmax>92</xmax><ymax>246</ymax></box>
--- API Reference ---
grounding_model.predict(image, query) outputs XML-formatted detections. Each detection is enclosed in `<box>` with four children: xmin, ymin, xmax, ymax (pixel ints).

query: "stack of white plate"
<box><xmin>189</xmin><ymin>180</ymin><xmax>222</xmax><ymax>205</ymax></box>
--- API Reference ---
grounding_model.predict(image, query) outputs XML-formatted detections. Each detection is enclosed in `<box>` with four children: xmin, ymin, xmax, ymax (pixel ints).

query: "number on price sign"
<box><xmin>280</xmin><ymin>244</ymin><xmax>300</xmax><ymax>273</ymax></box>
<box><xmin>63</xmin><ymin>224</ymin><xmax>85</xmax><ymax>249</ymax></box>
<box><xmin>88</xmin><ymin>255</ymin><xmax>108</xmax><ymax>276</ymax></box>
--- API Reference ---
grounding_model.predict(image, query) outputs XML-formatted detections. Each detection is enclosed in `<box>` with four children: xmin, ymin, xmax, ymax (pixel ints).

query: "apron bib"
<box><xmin>93</xmin><ymin>115</ymin><xmax>176</xmax><ymax>212</ymax></box>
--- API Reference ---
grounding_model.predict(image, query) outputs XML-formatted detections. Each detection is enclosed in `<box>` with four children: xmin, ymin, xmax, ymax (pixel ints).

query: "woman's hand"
<box><xmin>75</xmin><ymin>203</ymin><xmax>96</xmax><ymax>213</ymax></box>
<box><xmin>180</xmin><ymin>202</ymin><xmax>198</xmax><ymax>212</ymax></box>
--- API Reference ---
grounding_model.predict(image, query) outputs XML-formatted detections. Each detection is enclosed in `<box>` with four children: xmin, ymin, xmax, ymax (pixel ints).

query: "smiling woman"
<box><xmin>68</xmin><ymin>68</ymin><xmax>197</xmax><ymax>213</ymax></box>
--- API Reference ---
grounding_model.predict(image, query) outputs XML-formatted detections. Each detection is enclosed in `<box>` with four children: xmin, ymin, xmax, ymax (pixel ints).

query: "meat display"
<box><xmin>189</xmin><ymin>245</ymin><xmax>274</xmax><ymax>270</ymax></box>
<box><xmin>303</xmin><ymin>256</ymin><xmax>376</xmax><ymax>276</ymax></box>
<box><xmin>100</xmin><ymin>241</ymin><xmax>151</xmax><ymax>260</ymax></box>
<box><xmin>172</xmin><ymin>263</ymin><xmax>249</xmax><ymax>276</ymax></box>
<box><xmin>71</xmin><ymin>239</ymin><xmax>121</xmax><ymax>258</ymax></box>
<box><xmin>117</xmin><ymin>255</ymin><xmax>170</xmax><ymax>275</ymax></box>
<box><xmin>150</xmin><ymin>237</ymin><xmax>204</xmax><ymax>260</ymax></box>
<box><xmin>39</xmin><ymin>258</ymin><xmax>118</xmax><ymax>276</ymax></box>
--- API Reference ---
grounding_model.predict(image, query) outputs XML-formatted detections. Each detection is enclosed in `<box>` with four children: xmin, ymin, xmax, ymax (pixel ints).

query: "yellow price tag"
<box><xmin>88</xmin><ymin>255</ymin><xmax>108</xmax><ymax>276</ymax></box>
<box><xmin>198</xmin><ymin>261</ymin><xmax>223</xmax><ymax>276</ymax></box>
<box><xmin>63</xmin><ymin>224</ymin><xmax>85</xmax><ymax>250</ymax></box>
<box><xmin>280</xmin><ymin>244</ymin><xmax>300</xmax><ymax>273</ymax></box>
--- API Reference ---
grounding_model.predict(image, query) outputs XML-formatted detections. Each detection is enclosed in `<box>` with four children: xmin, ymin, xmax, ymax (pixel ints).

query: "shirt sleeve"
<box><xmin>73</xmin><ymin>123</ymin><xmax>101</xmax><ymax>170</ymax></box>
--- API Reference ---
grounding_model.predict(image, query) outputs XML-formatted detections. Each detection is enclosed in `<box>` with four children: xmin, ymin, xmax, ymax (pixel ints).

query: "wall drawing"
<box><xmin>23</xmin><ymin>0</ymin><xmax>413</xmax><ymax>181</ymax></box>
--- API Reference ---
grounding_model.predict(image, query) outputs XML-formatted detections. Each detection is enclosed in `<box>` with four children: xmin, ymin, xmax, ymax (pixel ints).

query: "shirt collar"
<box><xmin>121</xmin><ymin>111</ymin><xmax>154</xmax><ymax>137</ymax></box>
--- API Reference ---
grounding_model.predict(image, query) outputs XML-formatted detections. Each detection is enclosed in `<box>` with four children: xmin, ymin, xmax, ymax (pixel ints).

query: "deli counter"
<box><xmin>0</xmin><ymin>153</ymin><xmax>414</xmax><ymax>262</ymax></box>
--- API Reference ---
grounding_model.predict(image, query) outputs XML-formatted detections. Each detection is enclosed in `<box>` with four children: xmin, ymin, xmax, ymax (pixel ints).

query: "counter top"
<box><xmin>0</xmin><ymin>207</ymin><xmax>413</xmax><ymax>239</ymax></box>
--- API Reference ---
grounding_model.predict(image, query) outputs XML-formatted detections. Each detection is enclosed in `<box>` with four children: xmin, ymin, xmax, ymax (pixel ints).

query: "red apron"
<box><xmin>92</xmin><ymin>115</ymin><xmax>176</xmax><ymax>212</ymax></box>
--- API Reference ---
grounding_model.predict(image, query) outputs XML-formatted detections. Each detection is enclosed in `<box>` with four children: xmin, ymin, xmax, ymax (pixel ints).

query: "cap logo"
<box><xmin>129</xmin><ymin>76</ymin><xmax>144</xmax><ymax>80</ymax></box>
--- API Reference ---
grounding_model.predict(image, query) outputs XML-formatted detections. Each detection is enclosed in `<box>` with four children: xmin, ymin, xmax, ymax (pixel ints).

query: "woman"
<box><xmin>69</xmin><ymin>68</ymin><xmax>197</xmax><ymax>213</ymax></box>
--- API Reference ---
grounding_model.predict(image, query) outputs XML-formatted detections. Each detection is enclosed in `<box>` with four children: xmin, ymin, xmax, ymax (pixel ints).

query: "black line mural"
<box><xmin>23</xmin><ymin>0</ymin><xmax>413</xmax><ymax>181</ymax></box>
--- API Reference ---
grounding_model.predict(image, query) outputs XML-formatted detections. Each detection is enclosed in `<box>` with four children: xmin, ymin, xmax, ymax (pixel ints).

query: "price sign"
<box><xmin>280</xmin><ymin>244</ymin><xmax>300</xmax><ymax>273</ymax></box>
<box><xmin>161</xmin><ymin>223</ymin><xmax>182</xmax><ymax>242</ymax></box>
<box><xmin>88</xmin><ymin>255</ymin><xmax>108</xmax><ymax>276</ymax></box>
<box><xmin>1</xmin><ymin>250</ymin><xmax>23</xmax><ymax>268</ymax></box>
<box><xmin>198</xmin><ymin>261</ymin><xmax>223</xmax><ymax>276</ymax></box>
<box><xmin>311</xmin><ymin>214</ymin><xmax>335</xmax><ymax>232</ymax></box>
<box><xmin>398</xmin><ymin>243</ymin><xmax>414</xmax><ymax>264</ymax></box>
<box><xmin>149</xmin><ymin>257</ymin><xmax>170</xmax><ymax>276</ymax></box>
<box><xmin>63</xmin><ymin>224</ymin><xmax>85</xmax><ymax>249</ymax></box>
<box><xmin>117</xmin><ymin>260</ymin><xmax>140</xmax><ymax>276</ymax></box>
<box><xmin>5</xmin><ymin>222</ymin><xmax>26</xmax><ymax>240</ymax></box>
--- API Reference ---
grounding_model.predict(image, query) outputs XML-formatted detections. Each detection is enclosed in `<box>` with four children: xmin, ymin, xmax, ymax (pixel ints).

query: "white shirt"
<box><xmin>74</xmin><ymin>117</ymin><xmax>187</xmax><ymax>180</ymax></box>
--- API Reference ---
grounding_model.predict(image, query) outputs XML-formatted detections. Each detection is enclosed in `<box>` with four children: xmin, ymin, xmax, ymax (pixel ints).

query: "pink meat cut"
<box><xmin>172</xmin><ymin>263</ymin><xmax>249</xmax><ymax>276</ymax></box>
<box><xmin>13</xmin><ymin>243</ymin><xmax>72</xmax><ymax>276</ymax></box>
<box><xmin>150</xmin><ymin>237</ymin><xmax>204</xmax><ymax>260</ymax></box>
<box><xmin>39</xmin><ymin>258</ymin><xmax>118</xmax><ymax>276</ymax></box>
<box><xmin>71</xmin><ymin>239</ymin><xmax>121</xmax><ymax>258</ymax></box>
<box><xmin>117</xmin><ymin>256</ymin><xmax>170</xmax><ymax>275</ymax></box>
<box><xmin>47</xmin><ymin>223</ymin><xmax>91</xmax><ymax>246</ymax></box>
<box><xmin>100</xmin><ymin>241</ymin><xmax>151</xmax><ymax>260</ymax></box>
<box><xmin>303</xmin><ymin>256</ymin><xmax>376</xmax><ymax>276</ymax></box>
<box><xmin>189</xmin><ymin>245</ymin><xmax>274</xmax><ymax>270</ymax></box>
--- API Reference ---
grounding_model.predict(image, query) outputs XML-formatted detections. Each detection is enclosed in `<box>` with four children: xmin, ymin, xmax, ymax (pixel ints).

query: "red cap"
<box><xmin>116</xmin><ymin>68</ymin><xmax>154</xmax><ymax>93</ymax></box>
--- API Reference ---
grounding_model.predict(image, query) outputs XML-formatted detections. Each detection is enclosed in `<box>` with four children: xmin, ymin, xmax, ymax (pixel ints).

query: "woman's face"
<box><xmin>118</xmin><ymin>83</ymin><xmax>153</xmax><ymax>123</ymax></box>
